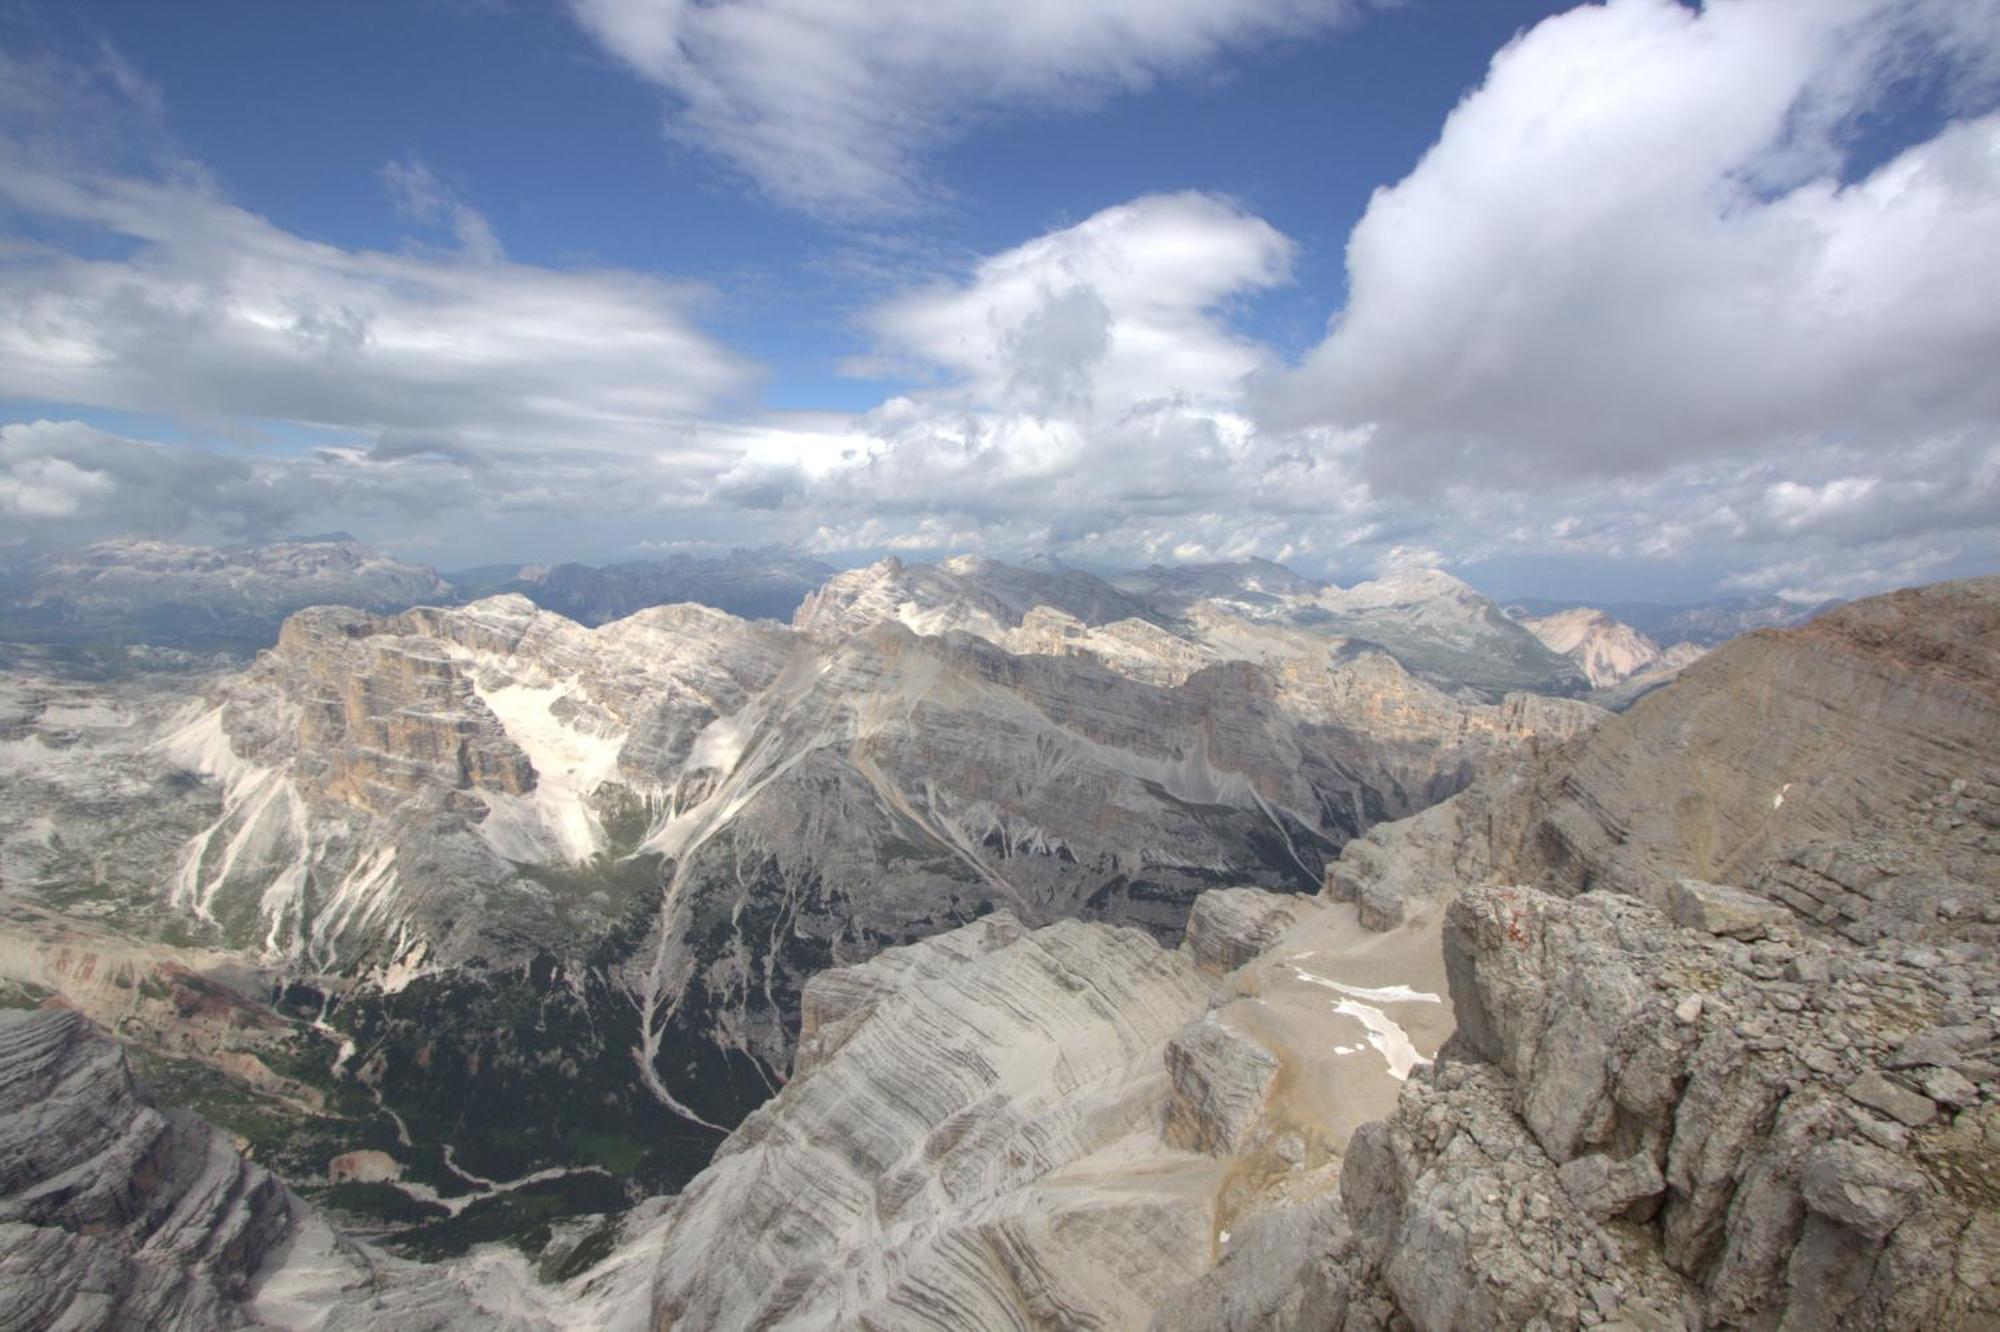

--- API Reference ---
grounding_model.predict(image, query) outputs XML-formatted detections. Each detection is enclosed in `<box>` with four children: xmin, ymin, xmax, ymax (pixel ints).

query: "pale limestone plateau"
<box><xmin>0</xmin><ymin>538</ymin><xmax>452</xmax><ymax>654</ymax></box>
<box><xmin>3</xmin><ymin>568</ymin><xmax>1995</xmax><ymax>1330</ymax></box>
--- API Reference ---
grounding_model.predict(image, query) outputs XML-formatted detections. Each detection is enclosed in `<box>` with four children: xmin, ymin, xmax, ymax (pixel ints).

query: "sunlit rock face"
<box><xmin>1516</xmin><ymin>605</ymin><xmax>1702</xmax><ymax>688</ymax></box>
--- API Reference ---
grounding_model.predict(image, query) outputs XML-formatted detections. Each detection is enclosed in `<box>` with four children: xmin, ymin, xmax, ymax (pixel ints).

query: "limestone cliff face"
<box><xmin>3</xmin><ymin>564</ymin><xmax>1607</xmax><ymax>1241</ymax></box>
<box><xmin>583</xmin><ymin>881</ymin><xmax>1453</xmax><ymax>1332</ymax></box>
<box><xmin>5</xmin><ymin>575</ymin><xmax>1993</xmax><ymax>1330</ymax></box>
<box><xmin>1164</xmin><ymin>879</ymin><xmax>1998</xmax><ymax>1330</ymax></box>
<box><xmin>1172</xmin><ymin>575</ymin><xmax>2000</xmax><ymax>1330</ymax></box>
<box><xmin>0</xmin><ymin>1007</ymin><xmax>619</xmax><ymax>1332</ymax></box>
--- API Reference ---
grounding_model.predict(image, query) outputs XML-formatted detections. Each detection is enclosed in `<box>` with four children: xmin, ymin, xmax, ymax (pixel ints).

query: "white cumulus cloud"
<box><xmin>1272</xmin><ymin>0</ymin><xmax>2000</xmax><ymax>493</ymax></box>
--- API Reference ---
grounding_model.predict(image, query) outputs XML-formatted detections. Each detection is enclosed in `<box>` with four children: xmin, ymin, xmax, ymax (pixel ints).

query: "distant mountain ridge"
<box><xmin>0</xmin><ymin>536</ymin><xmax>451</xmax><ymax>652</ymax></box>
<box><xmin>1507</xmin><ymin>591</ymin><xmax>1835</xmax><ymax>647</ymax></box>
<box><xmin>449</xmin><ymin>547</ymin><xmax>834</xmax><ymax>625</ymax></box>
<box><xmin>0</xmin><ymin>538</ymin><xmax>833</xmax><ymax>651</ymax></box>
<box><xmin>806</xmin><ymin>555</ymin><xmax>1591</xmax><ymax>700</ymax></box>
<box><xmin>1513</xmin><ymin>605</ymin><xmax>1707</xmax><ymax>690</ymax></box>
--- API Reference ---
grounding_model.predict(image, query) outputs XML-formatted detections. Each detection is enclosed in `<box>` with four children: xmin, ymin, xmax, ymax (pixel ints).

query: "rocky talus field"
<box><xmin>0</xmin><ymin>569</ymin><xmax>1993</xmax><ymax>1328</ymax></box>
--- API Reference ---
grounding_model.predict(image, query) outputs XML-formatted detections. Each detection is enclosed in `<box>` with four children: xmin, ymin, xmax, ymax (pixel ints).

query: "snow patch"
<box><xmin>1290</xmin><ymin>968</ymin><xmax>1442</xmax><ymax>1005</ymax></box>
<box><xmin>1330</xmin><ymin>999</ymin><xmax>1428</xmax><ymax>1081</ymax></box>
<box><xmin>462</xmin><ymin>671</ymin><xmax>626</xmax><ymax>862</ymax></box>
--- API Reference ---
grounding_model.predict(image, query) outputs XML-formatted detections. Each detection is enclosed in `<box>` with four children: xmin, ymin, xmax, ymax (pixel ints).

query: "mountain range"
<box><xmin>0</xmin><ymin>545</ymin><xmax>1607</xmax><ymax>1258</ymax></box>
<box><xmin>3</xmin><ymin>572</ymin><xmax>1992</xmax><ymax>1328</ymax></box>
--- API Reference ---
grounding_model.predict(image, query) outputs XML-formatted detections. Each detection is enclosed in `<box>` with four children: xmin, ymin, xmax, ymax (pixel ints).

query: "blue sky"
<box><xmin>63</xmin><ymin>0</ymin><xmax>1561</xmax><ymax>400</ymax></box>
<box><xmin>3</xmin><ymin>0</ymin><xmax>1998</xmax><ymax>602</ymax></box>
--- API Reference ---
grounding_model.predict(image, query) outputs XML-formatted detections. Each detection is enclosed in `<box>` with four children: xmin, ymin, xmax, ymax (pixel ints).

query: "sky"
<box><xmin>2</xmin><ymin>0</ymin><xmax>1998</xmax><ymax>603</ymax></box>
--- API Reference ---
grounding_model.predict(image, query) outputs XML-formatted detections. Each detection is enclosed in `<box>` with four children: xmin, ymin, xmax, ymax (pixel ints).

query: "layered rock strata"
<box><xmin>0</xmin><ymin>1008</ymin><xmax>317</xmax><ymax>1329</ymax></box>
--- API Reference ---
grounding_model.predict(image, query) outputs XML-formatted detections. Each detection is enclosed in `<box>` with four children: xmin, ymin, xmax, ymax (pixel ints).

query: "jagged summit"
<box><xmin>800</xmin><ymin>552</ymin><xmax>1587</xmax><ymax>699</ymax></box>
<box><xmin>793</xmin><ymin>551</ymin><xmax>1157</xmax><ymax>640</ymax></box>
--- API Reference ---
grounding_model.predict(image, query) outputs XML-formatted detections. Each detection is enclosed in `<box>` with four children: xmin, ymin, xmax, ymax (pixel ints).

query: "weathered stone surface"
<box><xmin>1847</xmin><ymin>1070</ymin><xmax>1940</xmax><ymax>1128</ymax></box>
<box><xmin>1182</xmin><ymin>887</ymin><xmax>1312</xmax><ymax>974</ymax></box>
<box><xmin>1412</xmin><ymin>883</ymin><xmax>1996</xmax><ymax>1328</ymax></box>
<box><xmin>1800</xmin><ymin>1140</ymin><xmax>1928</xmax><ymax>1240</ymax></box>
<box><xmin>1164</xmin><ymin>1013</ymin><xmax>1281</xmax><ymax>1155</ymax></box>
<box><xmin>622</xmin><ymin>917</ymin><xmax>1217</xmax><ymax>1331</ymax></box>
<box><xmin>1557</xmin><ymin>1150</ymin><xmax>1667</xmax><ymax>1222</ymax></box>
<box><xmin>0</xmin><ymin>1009</ymin><xmax>313</xmax><ymax>1329</ymax></box>
<box><xmin>1148</xmin><ymin>1196</ymin><xmax>1354</xmax><ymax>1332</ymax></box>
<box><xmin>1667</xmin><ymin>877</ymin><xmax>1794</xmax><ymax>940</ymax></box>
<box><xmin>1336</xmin><ymin>1061</ymin><xmax>1692</xmax><ymax>1331</ymax></box>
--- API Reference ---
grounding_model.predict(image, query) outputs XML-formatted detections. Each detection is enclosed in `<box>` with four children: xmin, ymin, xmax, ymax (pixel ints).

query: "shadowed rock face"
<box><xmin>0</xmin><ymin>1008</ymin><xmax>309</xmax><ymax>1330</ymax></box>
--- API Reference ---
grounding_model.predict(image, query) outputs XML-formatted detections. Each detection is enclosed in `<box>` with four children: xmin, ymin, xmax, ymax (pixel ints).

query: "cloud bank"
<box><xmin>1275</xmin><ymin>0</ymin><xmax>2000</xmax><ymax>490</ymax></box>
<box><xmin>3</xmin><ymin>1</ymin><xmax>1998</xmax><ymax>602</ymax></box>
<box><xmin>0</xmin><ymin>45</ymin><xmax>754</xmax><ymax>468</ymax></box>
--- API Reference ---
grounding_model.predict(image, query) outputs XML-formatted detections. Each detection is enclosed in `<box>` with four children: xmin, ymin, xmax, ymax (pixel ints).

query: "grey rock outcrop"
<box><xmin>1183</xmin><ymin>886</ymin><xmax>1314</xmax><ymax>973</ymax></box>
<box><xmin>1164</xmin><ymin>1014</ymin><xmax>1281</xmax><ymax>1155</ymax></box>
<box><xmin>1666</xmin><ymin>877</ymin><xmax>1793</xmax><ymax>940</ymax></box>
<box><xmin>0</xmin><ymin>1008</ymin><xmax>315</xmax><ymax>1329</ymax></box>
<box><xmin>1341</xmin><ymin>883</ymin><xmax>2000</xmax><ymax>1328</ymax></box>
<box><xmin>618</xmin><ymin>916</ymin><xmax>1217</xmax><ymax>1330</ymax></box>
<box><xmin>1163</xmin><ymin>577</ymin><xmax>2000</xmax><ymax>1330</ymax></box>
